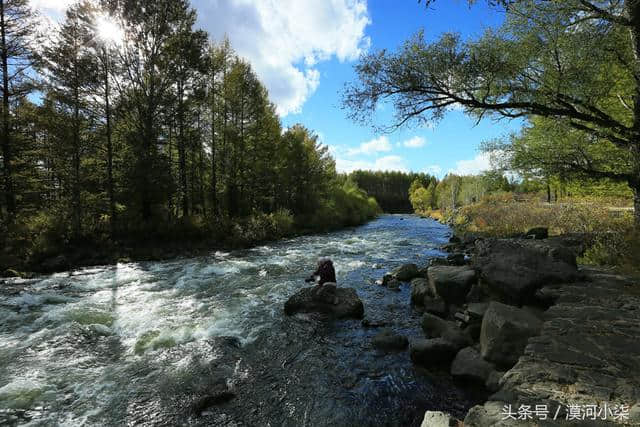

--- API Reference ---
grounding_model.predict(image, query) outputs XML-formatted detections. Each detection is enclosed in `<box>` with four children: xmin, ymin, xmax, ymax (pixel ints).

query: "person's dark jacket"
<box><xmin>305</xmin><ymin>259</ymin><xmax>336</xmax><ymax>285</ymax></box>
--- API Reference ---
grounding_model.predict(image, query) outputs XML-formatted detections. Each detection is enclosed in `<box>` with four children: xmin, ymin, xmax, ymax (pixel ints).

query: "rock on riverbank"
<box><xmin>412</xmin><ymin>233</ymin><xmax>640</xmax><ymax>426</ymax></box>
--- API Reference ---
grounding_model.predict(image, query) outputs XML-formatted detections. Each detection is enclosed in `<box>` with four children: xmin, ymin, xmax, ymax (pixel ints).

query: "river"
<box><xmin>0</xmin><ymin>215</ymin><xmax>485</xmax><ymax>426</ymax></box>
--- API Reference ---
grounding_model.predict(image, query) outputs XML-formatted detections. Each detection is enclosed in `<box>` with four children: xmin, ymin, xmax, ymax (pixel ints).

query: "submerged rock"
<box><xmin>391</xmin><ymin>263</ymin><xmax>420</xmax><ymax>282</ymax></box>
<box><xmin>379</xmin><ymin>273</ymin><xmax>401</xmax><ymax>290</ymax></box>
<box><xmin>191</xmin><ymin>378</ymin><xmax>235</xmax><ymax>415</ymax></box>
<box><xmin>410</xmin><ymin>338</ymin><xmax>459</xmax><ymax>365</ymax></box>
<box><xmin>386</xmin><ymin>279</ymin><xmax>401</xmax><ymax>291</ymax></box>
<box><xmin>427</xmin><ymin>266</ymin><xmax>477</xmax><ymax>305</ymax></box>
<box><xmin>284</xmin><ymin>283</ymin><xmax>364</xmax><ymax>319</ymax></box>
<box><xmin>480</xmin><ymin>302</ymin><xmax>542</xmax><ymax>367</ymax></box>
<box><xmin>371</xmin><ymin>328</ymin><xmax>408</xmax><ymax>351</ymax></box>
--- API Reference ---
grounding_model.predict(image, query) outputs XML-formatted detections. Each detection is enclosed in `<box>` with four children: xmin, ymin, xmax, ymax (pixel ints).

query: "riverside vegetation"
<box><xmin>0</xmin><ymin>0</ymin><xmax>382</xmax><ymax>275</ymax></box>
<box><xmin>408</xmin><ymin>173</ymin><xmax>640</xmax><ymax>274</ymax></box>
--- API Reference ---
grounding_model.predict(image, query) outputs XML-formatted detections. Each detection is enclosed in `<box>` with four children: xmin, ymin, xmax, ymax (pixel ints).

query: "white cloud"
<box><xmin>30</xmin><ymin>0</ymin><xmax>371</xmax><ymax>117</ymax></box>
<box><xmin>449</xmin><ymin>152</ymin><xmax>492</xmax><ymax>176</ymax></box>
<box><xmin>336</xmin><ymin>155</ymin><xmax>408</xmax><ymax>173</ymax></box>
<box><xmin>348</xmin><ymin>136</ymin><xmax>392</xmax><ymax>156</ymax></box>
<box><xmin>193</xmin><ymin>0</ymin><xmax>371</xmax><ymax>116</ymax></box>
<box><xmin>402</xmin><ymin>136</ymin><xmax>426</xmax><ymax>148</ymax></box>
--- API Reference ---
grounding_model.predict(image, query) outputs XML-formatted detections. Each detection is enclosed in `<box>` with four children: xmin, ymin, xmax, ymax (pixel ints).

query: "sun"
<box><xmin>95</xmin><ymin>13</ymin><xmax>124</xmax><ymax>44</ymax></box>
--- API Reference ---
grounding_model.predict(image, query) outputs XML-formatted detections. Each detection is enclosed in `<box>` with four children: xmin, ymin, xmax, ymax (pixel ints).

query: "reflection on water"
<box><xmin>0</xmin><ymin>215</ymin><xmax>482</xmax><ymax>426</ymax></box>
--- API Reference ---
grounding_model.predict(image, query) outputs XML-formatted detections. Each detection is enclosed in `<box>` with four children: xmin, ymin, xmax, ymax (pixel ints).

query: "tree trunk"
<box><xmin>546</xmin><ymin>182</ymin><xmax>551</xmax><ymax>203</ymax></box>
<box><xmin>177</xmin><ymin>79</ymin><xmax>188</xmax><ymax>218</ymax></box>
<box><xmin>221</xmin><ymin>70</ymin><xmax>227</xmax><ymax>216</ymax></box>
<box><xmin>167</xmin><ymin>117</ymin><xmax>174</xmax><ymax>220</ymax></box>
<box><xmin>0</xmin><ymin>0</ymin><xmax>15</xmax><ymax>218</ymax></box>
<box><xmin>633</xmin><ymin>181</ymin><xmax>640</xmax><ymax>228</ymax></box>
<box><xmin>141</xmin><ymin>110</ymin><xmax>153</xmax><ymax>222</ymax></box>
<box><xmin>626</xmin><ymin>0</ymin><xmax>640</xmax><ymax>227</ymax></box>
<box><xmin>632</xmin><ymin>144</ymin><xmax>640</xmax><ymax>228</ymax></box>
<box><xmin>104</xmin><ymin>50</ymin><xmax>116</xmax><ymax>236</ymax></box>
<box><xmin>72</xmin><ymin>82</ymin><xmax>81</xmax><ymax>237</ymax></box>
<box><xmin>210</xmin><ymin>81</ymin><xmax>217</xmax><ymax>216</ymax></box>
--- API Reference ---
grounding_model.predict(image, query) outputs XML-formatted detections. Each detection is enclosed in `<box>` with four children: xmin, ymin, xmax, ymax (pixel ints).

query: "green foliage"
<box><xmin>435</xmin><ymin>175</ymin><xmax>462</xmax><ymax>213</ymax></box>
<box><xmin>409</xmin><ymin>187</ymin><xmax>431</xmax><ymax>213</ymax></box>
<box><xmin>407</xmin><ymin>171</ymin><xmax>515</xmax><ymax>216</ymax></box>
<box><xmin>300</xmin><ymin>178</ymin><xmax>381</xmax><ymax>231</ymax></box>
<box><xmin>349</xmin><ymin>170</ymin><xmax>434</xmax><ymax>212</ymax></box>
<box><xmin>580</xmin><ymin>227</ymin><xmax>640</xmax><ymax>274</ymax></box>
<box><xmin>343</xmin><ymin>0</ymin><xmax>640</xmax><ymax>226</ymax></box>
<box><xmin>484</xmin><ymin>117</ymin><xmax>633</xmax><ymax>194</ymax></box>
<box><xmin>0</xmin><ymin>1</ymin><xmax>382</xmax><ymax>272</ymax></box>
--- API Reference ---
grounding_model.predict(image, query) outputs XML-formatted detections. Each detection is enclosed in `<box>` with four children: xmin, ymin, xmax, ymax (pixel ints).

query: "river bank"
<box><xmin>0</xmin><ymin>212</ymin><xmax>380</xmax><ymax>279</ymax></box>
<box><xmin>416</xmin><ymin>198</ymin><xmax>640</xmax><ymax>275</ymax></box>
<box><xmin>392</xmin><ymin>227</ymin><xmax>640</xmax><ymax>426</ymax></box>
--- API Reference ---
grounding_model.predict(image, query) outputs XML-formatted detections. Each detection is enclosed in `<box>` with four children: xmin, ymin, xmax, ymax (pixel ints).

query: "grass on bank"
<box><xmin>418</xmin><ymin>192</ymin><xmax>640</xmax><ymax>274</ymax></box>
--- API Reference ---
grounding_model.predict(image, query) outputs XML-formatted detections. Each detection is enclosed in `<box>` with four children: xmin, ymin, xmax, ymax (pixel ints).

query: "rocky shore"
<box><xmin>285</xmin><ymin>228</ymin><xmax>640</xmax><ymax>426</ymax></box>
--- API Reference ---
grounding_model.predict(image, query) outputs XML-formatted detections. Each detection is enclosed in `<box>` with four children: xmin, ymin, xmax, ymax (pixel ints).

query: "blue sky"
<box><xmin>277</xmin><ymin>1</ymin><xmax>523</xmax><ymax>176</ymax></box>
<box><xmin>32</xmin><ymin>0</ymin><xmax>524</xmax><ymax>176</ymax></box>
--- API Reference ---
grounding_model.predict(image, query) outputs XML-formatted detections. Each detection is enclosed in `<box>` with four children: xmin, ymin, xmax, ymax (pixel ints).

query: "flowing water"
<box><xmin>0</xmin><ymin>215</ymin><xmax>484</xmax><ymax>426</ymax></box>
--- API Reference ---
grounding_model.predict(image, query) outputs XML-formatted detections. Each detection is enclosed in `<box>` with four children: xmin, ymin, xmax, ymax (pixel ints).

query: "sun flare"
<box><xmin>95</xmin><ymin>13</ymin><xmax>124</xmax><ymax>44</ymax></box>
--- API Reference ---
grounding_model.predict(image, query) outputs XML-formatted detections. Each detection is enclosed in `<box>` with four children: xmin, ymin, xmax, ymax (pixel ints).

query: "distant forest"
<box><xmin>349</xmin><ymin>171</ymin><xmax>436</xmax><ymax>213</ymax></box>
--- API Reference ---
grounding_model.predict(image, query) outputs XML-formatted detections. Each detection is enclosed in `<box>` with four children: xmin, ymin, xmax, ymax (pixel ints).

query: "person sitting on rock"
<box><xmin>305</xmin><ymin>258</ymin><xmax>336</xmax><ymax>286</ymax></box>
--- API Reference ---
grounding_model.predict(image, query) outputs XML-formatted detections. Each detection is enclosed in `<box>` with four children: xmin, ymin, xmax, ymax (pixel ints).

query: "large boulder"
<box><xmin>411</xmin><ymin>278</ymin><xmax>432</xmax><ymax>305</ymax></box>
<box><xmin>284</xmin><ymin>283</ymin><xmax>364</xmax><ymax>319</ymax></box>
<box><xmin>422</xmin><ymin>313</ymin><xmax>473</xmax><ymax>350</ymax></box>
<box><xmin>420</xmin><ymin>411</ymin><xmax>460</xmax><ymax>427</ymax></box>
<box><xmin>421</xmin><ymin>313</ymin><xmax>454</xmax><ymax>337</ymax></box>
<box><xmin>480</xmin><ymin>302</ymin><xmax>543</xmax><ymax>367</ymax></box>
<box><xmin>450</xmin><ymin>347</ymin><xmax>495</xmax><ymax>384</ymax></box>
<box><xmin>446</xmin><ymin>253</ymin><xmax>466</xmax><ymax>266</ymax></box>
<box><xmin>371</xmin><ymin>328</ymin><xmax>408</xmax><ymax>351</ymax></box>
<box><xmin>466</xmin><ymin>302</ymin><xmax>489</xmax><ymax>321</ymax></box>
<box><xmin>391</xmin><ymin>263</ymin><xmax>420</xmax><ymax>282</ymax></box>
<box><xmin>410</xmin><ymin>338</ymin><xmax>459</xmax><ymax>365</ymax></box>
<box><xmin>473</xmin><ymin>238</ymin><xmax>581</xmax><ymax>304</ymax></box>
<box><xmin>485</xmin><ymin>370</ymin><xmax>505</xmax><ymax>393</ymax></box>
<box><xmin>428</xmin><ymin>266</ymin><xmax>477</xmax><ymax>305</ymax></box>
<box><xmin>423</xmin><ymin>296</ymin><xmax>447</xmax><ymax>317</ymax></box>
<box><xmin>524</xmin><ymin>227</ymin><xmax>548</xmax><ymax>240</ymax></box>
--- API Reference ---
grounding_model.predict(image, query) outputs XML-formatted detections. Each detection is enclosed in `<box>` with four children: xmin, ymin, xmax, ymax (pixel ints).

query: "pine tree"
<box><xmin>42</xmin><ymin>1</ymin><xmax>99</xmax><ymax>236</ymax></box>
<box><xmin>0</xmin><ymin>0</ymin><xmax>38</xmax><ymax>220</ymax></box>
